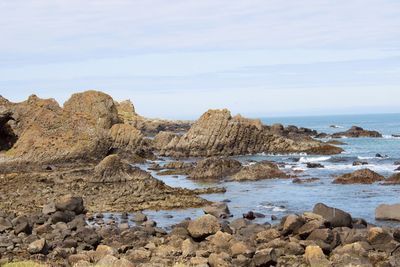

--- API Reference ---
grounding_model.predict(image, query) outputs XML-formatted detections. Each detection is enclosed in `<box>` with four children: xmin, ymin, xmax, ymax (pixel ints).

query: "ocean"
<box><xmin>130</xmin><ymin>113</ymin><xmax>400</xmax><ymax>228</ymax></box>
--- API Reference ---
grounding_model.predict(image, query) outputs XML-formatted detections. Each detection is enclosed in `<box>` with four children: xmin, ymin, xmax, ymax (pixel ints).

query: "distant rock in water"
<box><xmin>333</xmin><ymin>169</ymin><xmax>385</xmax><ymax>184</ymax></box>
<box><xmin>231</xmin><ymin>161</ymin><xmax>289</xmax><ymax>181</ymax></box>
<box><xmin>382</xmin><ymin>172</ymin><xmax>400</xmax><ymax>185</ymax></box>
<box><xmin>306</xmin><ymin>162</ymin><xmax>324</xmax><ymax>169</ymax></box>
<box><xmin>157</xmin><ymin>109</ymin><xmax>342</xmax><ymax>157</ymax></box>
<box><xmin>376</xmin><ymin>204</ymin><xmax>400</xmax><ymax>221</ymax></box>
<box><xmin>189</xmin><ymin>157</ymin><xmax>242</xmax><ymax>180</ymax></box>
<box><xmin>331</xmin><ymin>126</ymin><xmax>382</xmax><ymax>138</ymax></box>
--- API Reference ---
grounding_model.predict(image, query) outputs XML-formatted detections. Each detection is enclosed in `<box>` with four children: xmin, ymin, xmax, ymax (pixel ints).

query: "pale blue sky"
<box><xmin>0</xmin><ymin>0</ymin><xmax>400</xmax><ymax>119</ymax></box>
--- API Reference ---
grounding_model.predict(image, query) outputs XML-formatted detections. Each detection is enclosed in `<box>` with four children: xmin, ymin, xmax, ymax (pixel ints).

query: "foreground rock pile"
<box><xmin>1</xmin><ymin>197</ymin><xmax>400</xmax><ymax>267</ymax></box>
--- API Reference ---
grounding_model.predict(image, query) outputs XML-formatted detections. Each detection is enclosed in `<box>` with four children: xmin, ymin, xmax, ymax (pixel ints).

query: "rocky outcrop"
<box><xmin>332</xmin><ymin>126</ymin><xmax>382</xmax><ymax>138</ymax></box>
<box><xmin>0</xmin><ymin>106</ymin><xmax>16</xmax><ymax>151</ymax></box>
<box><xmin>382</xmin><ymin>172</ymin><xmax>400</xmax><ymax>185</ymax></box>
<box><xmin>189</xmin><ymin>157</ymin><xmax>242</xmax><ymax>180</ymax></box>
<box><xmin>109</xmin><ymin>123</ymin><xmax>148</xmax><ymax>158</ymax></box>
<box><xmin>376</xmin><ymin>204</ymin><xmax>400</xmax><ymax>221</ymax></box>
<box><xmin>231</xmin><ymin>161</ymin><xmax>289</xmax><ymax>181</ymax></box>
<box><xmin>1</xmin><ymin>91</ymin><xmax>119</xmax><ymax>165</ymax></box>
<box><xmin>157</xmin><ymin>109</ymin><xmax>342</xmax><ymax>157</ymax></box>
<box><xmin>333</xmin><ymin>169</ymin><xmax>385</xmax><ymax>184</ymax></box>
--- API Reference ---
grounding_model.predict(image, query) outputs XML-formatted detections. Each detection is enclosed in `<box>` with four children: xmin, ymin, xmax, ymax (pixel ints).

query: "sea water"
<box><xmin>138</xmin><ymin>113</ymin><xmax>400</xmax><ymax>229</ymax></box>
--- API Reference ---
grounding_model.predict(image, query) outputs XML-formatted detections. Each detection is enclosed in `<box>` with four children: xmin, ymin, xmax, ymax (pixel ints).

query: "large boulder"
<box><xmin>231</xmin><ymin>161</ymin><xmax>289</xmax><ymax>181</ymax></box>
<box><xmin>313</xmin><ymin>203</ymin><xmax>352</xmax><ymax>228</ymax></box>
<box><xmin>189</xmin><ymin>157</ymin><xmax>242</xmax><ymax>180</ymax></box>
<box><xmin>333</xmin><ymin>169</ymin><xmax>384</xmax><ymax>184</ymax></box>
<box><xmin>157</xmin><ymin>109</ymin><xmax>342</xmax><ymax>157</ymax></box>
<box><xmin>332</xmin><ymin>126</ymin><xmax>382</xmax><ymax>138</ymax></box>
<box><xmin>375</xmin><ymin>204</ymin><xmax>400</xmax><ymax>221</ymax></box>
<box><xmin>187</xmin><ymin>214</ymin><xmax>221</xmax><ymax>239</ymax></box>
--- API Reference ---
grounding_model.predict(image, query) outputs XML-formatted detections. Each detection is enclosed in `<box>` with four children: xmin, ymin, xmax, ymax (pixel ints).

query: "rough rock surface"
<box><xmin>189</xmin><ymin>157</ymin><xmax>242</xmax><ymax>180</ymax></box>
<box><xmin>332</xmin><ymin>126</ymin><xmax>382</xmax><ymax>138</ymax></box>
<box><xmin>157</xmin><ymin>109</ymin><xmax>342</xmax><ymax>157</ymax></box>
<box><xmin>382</xmin><ymin>172</ymin><xmax>400</xmax><ymax>185</ymax></box>
<box><xmin>231</xmin><ymin>161</ymin><xmax>289</xmax><ymax>181</ymax></box>
<box><xmin>1</xmin><ymin>91</ymin><xmax>118</xmax><ymax>165</ymax></box>
<box><xmin>333</xmin><ymin>169</ymin><xmax>385</xmax><ymax>184</ymax></box>
<box><xmin>313</xmin><ymin>203</ymin><xmax>352</xmax><ymax>228</ymax></box>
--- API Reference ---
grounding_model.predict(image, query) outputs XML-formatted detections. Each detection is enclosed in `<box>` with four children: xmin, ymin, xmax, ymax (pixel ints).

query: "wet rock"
<box><xmin>133</xmin><ymin>212</ymin><xmax>147</xmax><ymax>223</ymax></box>
<box><xmin>313</xmin><ymin>203</ymin><xmax>352</xmax><ymax>228</ymax></box>
<box><xmin>332</xmin><ymin>126</ymin><xmax>382</xmax><ymax>138</ymax></box>
<box><xmin>189</xmin><ymin>157</ymin><xmax>241</xmax><ymax>180</ymax></box>
<box><xmin>353</xmin><ymin>160</ymin><xmax>368</xmax><ymax>166</ymax></box>
<box><xmin>187</xmin><ymin>214</ymin><xmax>221</xmax><ymax>239</ymax></box>
<box><xmin>375</xmin><ymin>204</ymin><xmax>400</xmax><ymax>221</ymax></box>
<box><xmin>231</xmin><ymin>161</ymin><xmax>289</xmax><ymax>181</ymax></box>
<box><xmin>203</xmin><ymin>202</ymin><xmax>230</xmax><ymax>219</ymax></box>
<box><xmin>292</xmin><ymin>178</ymin><xmax>320</xmax><ymax>184</ymax></box>
<box><xmin>333</xmin><ymin>168</ymin><xmax>384</xmax><ymax>184</ymax></box>
<box><xmin>382</xmin><ymin>173</ymin><xmax>400</xmax><ymax>185</ymax></box>
<box><xmin>306</xmin><ymin>162</ymin><xmax>324</xmax><ymax>168</ymax></box>
<box><xmin>243</xmin><ymin>211</ymin><xmax>256</xmax><ymax>220</ymax></box>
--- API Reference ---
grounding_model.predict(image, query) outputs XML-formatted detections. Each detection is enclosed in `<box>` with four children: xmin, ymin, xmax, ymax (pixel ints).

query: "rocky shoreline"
<box><xmin>1</xmin><ymin>195</ymin><xmax>400</xmax><ymax>266</ymax></box>
<box><xmin>1</xmin><ymin>90</ymin><xmax>399</xmax><ymax>266</ymax></box>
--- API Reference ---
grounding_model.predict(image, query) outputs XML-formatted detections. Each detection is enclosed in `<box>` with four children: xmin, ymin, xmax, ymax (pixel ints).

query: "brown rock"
<box><xmin>187</xmin><ymin>214</ymin><xmax>221</xmax><ymax>239</ymax></box>
<box><xmin>375</xmin><ymin>204</ymin><xmax>400</xmax><ymax>221</ymax></box>
<box><xmin>332</xmin><ymin>126</ymin><xmax>382</xmax><ymax>138</ymax></box>
<box><xmin>333</xmin><ymin>169</ymin><xmax>384</xmax><ymax>184</ymax></box>
<box><xmin>304</xmin><ymin>245</ymin><xmax>332</xmax><ymax>266</ymax></box>
<box><xmin>231</xmin><ymin>161</ymin><xmax>289</xmax><ymax>181</ymax></box>
<box><xmin>189</xmin><ymin>157</ymin><xmax>241</xmax><ymax>180</ymax></box>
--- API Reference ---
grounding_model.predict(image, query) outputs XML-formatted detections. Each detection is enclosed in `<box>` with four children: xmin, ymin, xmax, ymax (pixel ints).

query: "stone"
<box><xmin>332</xmin><ymin>126</ymin><xmax>382</xmax><ymax>138</ymax></box>
<box><xmin>0</xmin><ymin>217</ymin><xmax>12</xmax><ymax>232</ymax></box>
<box><xmin>313</xmin><ymin>203</ymin><xmax>352</xmax><ymax>228</ymax></box>
<box><xmin>96</xmin><ymin>255</ymin><xmax>118</xmax><ymax>266</ymax></box>
<box><xmin>208</xmin><ymin>252</ymin><xmax>231</xmax><ymax>267</ymax></box>
<box><xmin>27</xmin><ymin>238</ymin><xmax>47</xmax><ymax>254</ymax></box>
<box><xmin>55</xmin><ymin>195</ymin><xmax>85</xmax><ymax>215</ymax></box>
<box><xmin>253</xmin><ymin>248</ymin><xmax>277</xmax><ymax>266</ymax></box>
<box><xmin>42</xmin><ymin>202</ymin><xmax>57</xmax><ymax>215</ymax></box>
<box><xmin>333</xmin><ymin>169</ymin><xmax>384</xmax><ymax>184</ymax></box>
<box><xmin>304</xmin><ymin>245</ymin><xmax>332</xmax><ymax>266</ymax></box>
<box><xmin>375</xmin><ymin>204</ymin><xmax>400</xmax><ymax>221</ymax></box>
<box><xmin>306</xmin><ymin>162</ymin><xmax>324</xmax><ymax>168</ymax></box>
<box><xmin>187</xmin><ymin>214</ymin><xmax>221</xmax><ymax>239</ymax></box>
<box><xmin>189</xmin><ymin>157</ymin><xmax>242</xmax><ymax>180</ymax></box>
<box><xmin>133</xmin><ymin>212</ymin><xmax>148</xmax><ymax>222</ymax></box>
<box><xmin>256</xmin><ymin>229</ymin><xmax>281</xmax><ymax>243</ymax></box>
<box><xmin>181</xmin><ymin>238</ymin><xmax>197</xmax><ymax>257</ymax></box>
<box><xmin>203</xmin><ymin>202</ymin><xmax>230</xmax><ymax>219</ymax></box>
<box><xmin>282</xmin><ymin>214</ymin><xmax>305</xmax><ymax>235</ymax></box>
<box><xmin>367</xmin><ymin>227</ymin><xmax>393</xmax><ymax>245</ymax></box>
<box><xmin>232</xmin><ymin>161</ymin><xmax>289</xmax><ymax>181</ymax></box>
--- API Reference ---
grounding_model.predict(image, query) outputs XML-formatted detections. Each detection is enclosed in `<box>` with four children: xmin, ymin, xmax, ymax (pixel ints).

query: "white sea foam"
<box><xmin>299</xmin><ymin>156</ymin><xmax>331</xmax><ymax>163</ymax></box>
<box><xmin>383</xmin><ymin>135</ymin><xmax>400</xmax><ymax>139</ymax></box>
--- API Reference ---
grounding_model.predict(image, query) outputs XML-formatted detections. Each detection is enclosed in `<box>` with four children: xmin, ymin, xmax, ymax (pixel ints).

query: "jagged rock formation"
<box><xmin>333</xmin><ymin>169</ymin><xmax>385</xmax><ymax>184</ymax></box>
<box><xmin>1</xmin><ymin>91</ymin><xmax>116</xmax><ymax>165</ymax></box>
<box><xmin>0</xmin><ymin>104</ymin><xmax>16</xmax><ymax>151</ymax></box>
<box><xmin>157</xmin><ymin>109</ymin><xmax>342</xmax><ymax>157</ymax></box>
<box><xmin>332</xmin><ymin>126</ymin><xmax>382</xmax><ymax>138</ymax></box>
<box><xmin>109</xmin><ymin>123</ymin><xmax>146</xmax><ymax>155</ymax></box>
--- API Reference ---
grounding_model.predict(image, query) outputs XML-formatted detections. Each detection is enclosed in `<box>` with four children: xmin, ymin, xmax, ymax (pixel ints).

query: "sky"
<box><xmin>0</xmin><ymin>0</ymin><xmax>400</xmax><ymax>119</ymax></box>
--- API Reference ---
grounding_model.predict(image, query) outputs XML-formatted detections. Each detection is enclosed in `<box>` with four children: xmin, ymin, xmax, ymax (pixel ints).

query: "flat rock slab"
<box><xmin>376</xmin><ymin>204</ymin><xmax>400</xmax><ymax>221</ymax></box>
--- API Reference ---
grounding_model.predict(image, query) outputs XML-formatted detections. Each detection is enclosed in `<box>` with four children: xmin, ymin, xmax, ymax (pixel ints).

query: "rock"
<box><xmin>109</xmin><ymin>123</ymin><xmax>145</xmax><ymax>156</ymax></box>
<box><xmin>231</xmin><ymin>161</ymin><xmax>289</xmax><ymax>181</ymax></box>
<box><xmin>304</xmin><ymin>245</ymin><xmax>332</xmax><ymax>266</ymax></box>
<box><xmin>157</xmin><ymin>109</ymin><xmax>342</xmax><ymax>157</ymax></box>
<box><xmin>230</xmin><ymin>241</ymin><xmax>253</xmax><ymax>257</ymax></box>
<box><xmin>368</xmin><ymin>227</ymin><xmax>393</xmax><ymax>245</ymax></box>
<box><xmin>332</xmin><ymin>126</ymin><xmax>382</xmax><ymax>138</ymax></box>
<box><xmin>55</xmin><ymin>195</ymin><xmax>85</xmax><ymax>215</ymax></box>
<box><xmin>243</xmin><ymin>211</ymin><xmax>256</xmax><ymax>220</ymax></box>
<box><xmin>0</xmin><ymin>217</ymin><xmax>12</xmax><ymax>232</ymax></box>
<box><xmin>382</xmin><ymin>173</ymin><xmax>400</xmax><ymax>185</ymax></box>
<box><xmin>256</xmin><ymin>229</ymin><xmax>281</xmax><ymax>243</ymax></box>
<box><xmin>306</xmin><ymin>162</ymin><xmax>324</xmax><ymax>168</ymax></box>
<box><xmin>375</xmin><ymin>204</ymin><xmax>400</xmax><ymax>221</ymax></box>
<box><xmin>282</xmin><ymin>214</ymin><xmax>305</xmax><ymax>235</ymax></box>
<box><xmin>252</xmin><ymin>248</ymin><xmax>277</xmax><ymax>266</ymax></box>
<box><xmin>96</xmin><ymin>255</ymin><xmax>119</xmax><ymax>266</ymax></box>
<box><xmin>133</xmin><ymin>212</ymin><xmax>148</xmax><ymax>223</ymax></box>
<box><xmin>203</xmin><ymin>202</ymin><xmax>230</xmax><ymax>219</ymax></box>
<box><xmin>189</xmin><ymin>157</ymin><xmax>242</xmax><ymax>180</ymax></box>
<box><xmin>27</xmin><ymin>238</ymin><xmax>47</xmax><ymax>254</ymax></box>
<box><xmin>181</xmin><ymin>238</ymin><xmax>197</xmax><ymax>257</ymax></box>
<box><xmin>313</xmin><ymin>203</ymin><xmax>352</xmax><ymax>228</ymax></box>
<box><xmin>353</xmin><ymin>160</ymin><xmax>368</xmax><ymax>166</ymax></box>
<box><xmin>13</xmin><ymin>216</ymin><xmax>31</xmax><ymax>234</ymax></box>
<box><xmin>208</xmin><ymin>252</ymin><xmax>231</xmax><ymax>267</ymax></box>
<box><xmin>207</xmin><ymin>231</ymin><xmax>233</xmax><ymax>249</ymax></box>
<box><xmin>187</xmin><ymin>214</ymin><xmax>221</xmax><ymax>239</ymax></box>
<box><xmin>42</xmin><ymin>202</ymin><xmax>57</xmax><ymax>215</ymax></box>
<box><xmin>292</xmin><ymin>178</ymin><xmax>320</xmax><ymax>184</ymax></box>
<box><xmin>333</xmin><ymin>169</ymin><xmax>384</xmax><ymax>184</ymax></box>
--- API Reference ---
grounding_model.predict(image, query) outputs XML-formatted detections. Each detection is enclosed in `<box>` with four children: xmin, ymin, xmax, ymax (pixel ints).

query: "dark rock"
<box><xmin>313</xmin><ymin>203</ymin><xmax>352</xmax><ymax>228</ymax></box>
<box><xmin>333</xmin><ymin>169</ymin><xmax>384</xmax><ymax>184</ymax></box>
<box><xmin>243</xmin><ymin>211</ymin><xmax>256</xmax><ymax>220</ymax></box>
<box><xmin>352</xmin><ymin>161</ymin><xmax>368</xmax><ymax>166</ymax></box>
<box><xmin>306</xmin><ymin>163</ymin><xmax>324</xmax><ymax>168</ymax></box>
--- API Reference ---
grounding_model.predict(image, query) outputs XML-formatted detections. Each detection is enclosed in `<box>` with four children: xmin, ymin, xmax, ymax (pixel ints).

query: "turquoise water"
<box><xmin>140</xmin><ymin>113</ymin><xmax>400</xmax><ymax>229</ymax></box>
